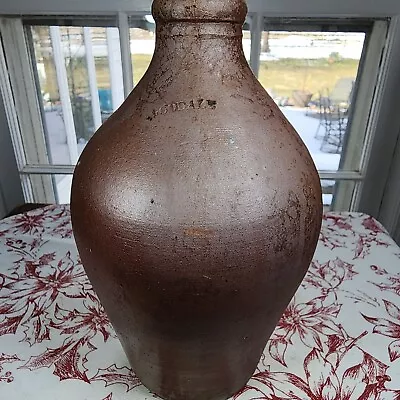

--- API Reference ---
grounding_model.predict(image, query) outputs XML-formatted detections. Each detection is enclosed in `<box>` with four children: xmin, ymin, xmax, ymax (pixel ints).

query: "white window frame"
<box><xmin>0</xmin><ymin>18</ymin><xmax>55</xmax><ymax>203</ymax></box>
<box><xmin>0</xmin><ymin>0</ymin><xmax>399</xmax><ymax>215</ymax></box>
<box><xmin>247</xmin><ymin>16</ymin><xmax>387</xmax><ymax>211</ymax></box>
<box><xmin>1</xmin><ymin>0</ymin><xmax>399</xmax><ymax>17</ymax></box>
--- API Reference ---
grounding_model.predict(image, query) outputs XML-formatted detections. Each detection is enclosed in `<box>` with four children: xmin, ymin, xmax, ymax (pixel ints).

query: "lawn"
<box><xmin>41</xmin><ymin>55</ymin><xmax>360</xmax><ymax>103</ymax></box>
<box><xmin>132</xmin><ymin>54</ymin><xmax>153</xmax><ymax>84</ymax></box>
<box><xmin>258</xmin><ymin>58</ymin><xmax>360</xmax><ymax>99</ymax></box>
<box><xmin>42</xmin><ymin>54</ymin><xmax>154</xmax><ymax>97</ymax></box>
<box><xmin>95</xmin><ymin>54</ymin><xmax>154</xmax><ymax>87</ymax></box>
<box><xmin>128</xmin><ymin>55</ymin><xmax>360</xmax><ymax>100</ymax></box>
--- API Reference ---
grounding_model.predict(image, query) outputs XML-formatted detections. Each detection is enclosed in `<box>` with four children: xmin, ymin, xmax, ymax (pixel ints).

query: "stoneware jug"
<box><xmin>70</xmin><ymin>0</ymin><xmax>323</xmax><ymax>399</ymax></box>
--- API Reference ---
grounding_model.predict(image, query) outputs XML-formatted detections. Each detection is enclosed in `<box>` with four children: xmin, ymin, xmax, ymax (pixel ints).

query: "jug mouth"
<box><xmin>152</xmin><ymin>0</ymin><xmax>248</xmax><ymax>25</ymax></box>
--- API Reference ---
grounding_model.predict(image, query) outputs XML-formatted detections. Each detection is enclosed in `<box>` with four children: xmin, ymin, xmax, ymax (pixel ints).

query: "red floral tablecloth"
<box><xmin>1</xmin><ymin>205</ymin><xmax>400</xmax><ymax>399</ymax></box>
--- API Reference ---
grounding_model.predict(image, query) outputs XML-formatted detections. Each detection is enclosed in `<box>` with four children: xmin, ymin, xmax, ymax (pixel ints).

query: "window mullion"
<box><xmin>250</xmin><ymin>13</ymin><xmax>263</xmax><ymax>77</ymax></box>
<box><xmin>319</xmin><ymin>171</ymin><xmax>363</xmax><ymax>181</ymax></box>
<box><xmin>83</xmin><ymin>27</ymin><xmax>102</xmax><ymax>131</ymax></box>
<box><xmin>21</xmin><ymin>165</ymin><xmax>75</xmax><ymax>175</ymax></box>
<box><xmin>49</xmin><ymin>26</ymin><xmax>79</xmax><ymax>165</ymax></box>
<box><xmin>118</xmin><ymin>11</ymin><xmax>134</xmax><ymax>96</ymax></box>
<box><xmin>106</xmin><ymin>27</ymin><xmax>124</xmax><ymax>110</ymax></box>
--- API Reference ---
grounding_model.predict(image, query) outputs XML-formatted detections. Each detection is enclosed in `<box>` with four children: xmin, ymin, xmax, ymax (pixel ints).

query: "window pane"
<box><xmin>29</xmin><ymin>25</ymin><xmax>122</xmax><ymax>165</ymax></box>
<box><xmin>54</xmin><ymin>174</ymin><xmax>73</xmax><ymax>204</ymax></box>
<box><xmin>259</xmin><ymin>29</ymin><xmax>366</xmax><ymax>173</ymax></box>
<box><xmin>322</xmin><ymin>180</ymin><xmax>357</xmax><ymax>211</ymax></box>
<box><xmin>130</xmin><ymin>16</ymin><xmax>155</xmax><ymax>86</ymax></box>
<box><xmin>243</xmin><ymin>27</ymin><xmax>251</xmax><ymax>62</ymax></box>
<box><xmin>322</xmin><ymin>180</ymin><xmax>335</xmax><ymax>209</ymax></box>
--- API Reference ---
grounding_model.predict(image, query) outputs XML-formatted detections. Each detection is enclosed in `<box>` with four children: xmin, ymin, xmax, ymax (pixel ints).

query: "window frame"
<box><xmin>1</xmin><ymin>0</ymin><xmax>400</xmax><ymax>17</ymax></box>
<box><xmin>0</xmin><ymin>0</ymin><xmax>399</xmax><ymax>214</ymax></box>
<box><xmin>249</xmin><ymin>17</ymin><xmax>388</xmax><ymax>210</ymax></box>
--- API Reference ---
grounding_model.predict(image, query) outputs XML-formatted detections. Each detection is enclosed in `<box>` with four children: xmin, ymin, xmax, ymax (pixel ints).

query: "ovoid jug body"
<box><xmin>71</xmin><ymin>0</ymin><xmax>323</xmax><ymax>399</ymax></box>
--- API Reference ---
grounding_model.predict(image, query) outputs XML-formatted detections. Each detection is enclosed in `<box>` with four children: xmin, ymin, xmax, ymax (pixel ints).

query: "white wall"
<box><xmin>378</xmin><ymin>131</ymin><xmax>400</xmax><ymax>244</ymax></box>
<box><xmin>0</xmin><ymin>96</ymin><xmax>24</xmax><ymax>218</ymax></box>
<box><xmin>357</xmin><ymin>17</ymin><xmax>400</xmax><ymax>241</ymax></box>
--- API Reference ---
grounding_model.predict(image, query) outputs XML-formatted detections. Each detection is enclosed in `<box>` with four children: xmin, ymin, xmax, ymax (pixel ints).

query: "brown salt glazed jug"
<box><xmin>70</xmin><ymin>0</ymin><xmax>323</xmax><ymax>399</ymax></box>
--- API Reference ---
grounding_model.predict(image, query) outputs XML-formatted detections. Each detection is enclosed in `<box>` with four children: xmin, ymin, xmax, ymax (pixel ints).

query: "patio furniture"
<box><xmin>292</xmin><ymin>90</ymin><xmax>313</xmax><ymax>108</ymax></box>
<box><xmin>98</xmin><ymin>88</ymin><xmax>113</xmax><ymax>122</ymax></box>
<box><xmin>319</xmin><ymin>98</ymin><xmax>348</xmax><ymax>153</ymax></box>
<box><xmin>315</xmin><ymin>77</ymin><xmax>354</xmax><ymax>154</ymax></box>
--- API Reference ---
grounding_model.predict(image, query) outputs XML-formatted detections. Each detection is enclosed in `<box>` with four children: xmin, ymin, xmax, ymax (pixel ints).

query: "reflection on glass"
<box><xmin>30</xmin><ymin>26</ymin><xmax>115</xmax><ymax>165</ymax></box>
<box><xmin>258</xmin><ymin>30</ymin><xmax>366</xmax><ymax>173</ymax></box>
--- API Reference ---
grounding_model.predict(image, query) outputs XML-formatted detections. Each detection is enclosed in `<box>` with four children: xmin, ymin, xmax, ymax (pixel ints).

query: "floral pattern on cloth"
<box><xmin>0</xmin><ymin>206</ymin><xmax>400</xmax><ymax>399</ymax></box>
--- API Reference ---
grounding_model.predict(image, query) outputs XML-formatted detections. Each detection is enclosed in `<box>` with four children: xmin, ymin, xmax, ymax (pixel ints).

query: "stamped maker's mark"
<box><xmin>147</xmin><ymin>99</ymin><xmax>217</xmax><ymax>121</ymax></box>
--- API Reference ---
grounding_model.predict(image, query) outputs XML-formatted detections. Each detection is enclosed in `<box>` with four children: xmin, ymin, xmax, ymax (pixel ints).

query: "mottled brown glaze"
<box><xmin>70</xmin><ymin>0</ymin><xmax>323</xmax><ymax>399</ymax></box>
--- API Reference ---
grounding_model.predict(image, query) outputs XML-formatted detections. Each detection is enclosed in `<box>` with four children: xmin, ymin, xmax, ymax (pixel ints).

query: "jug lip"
<box><xmin>152</xmin><ymin>0</ymin><xmax>248</xmax><ymax>24</ymax></box>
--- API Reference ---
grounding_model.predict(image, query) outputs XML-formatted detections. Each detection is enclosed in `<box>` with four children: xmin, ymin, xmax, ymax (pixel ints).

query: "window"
<box><xmin>0</xmin><ymin>13</ymin><xmax>390</xmax><ymax>211</ymax></box>
<box><xmin>21</xmin><ymin>19</ymin><xmax>124</xmax><ymax>203</ymax></box>
<box><xmin>29</xmin><ymin>25</ymin><xmax>121</xmax><ymax>165</ymax></box>
<box><xmin>250</xmin><ymin>18</ymin><xmax>385</xmax><ymax>210</ymax></box>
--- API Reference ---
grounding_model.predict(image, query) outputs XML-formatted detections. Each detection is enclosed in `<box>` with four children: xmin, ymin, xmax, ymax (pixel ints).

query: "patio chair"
<box><xmin>319</xmin><ymin>99</ymin><xmax>348</xmax><ymax>153</ymax></box>
<box><xmin>315</xmin><ymin>77</ymin><xmax>354</xmax><ymax>153</ymax></box>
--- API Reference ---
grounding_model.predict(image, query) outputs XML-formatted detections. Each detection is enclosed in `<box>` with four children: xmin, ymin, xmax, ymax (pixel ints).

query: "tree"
<box><xmin>261</xmin><ymin>31</ymin><xmax>270</xmax><ymax>53</ymax></box>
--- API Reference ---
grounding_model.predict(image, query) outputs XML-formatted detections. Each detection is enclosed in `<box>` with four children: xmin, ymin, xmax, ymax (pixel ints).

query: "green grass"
<box><xmin>258</xmin><ymin>58</ymin><xmax>360</xmax><ymax>99</ymax></box>
<box><xmin>132</xmin><ymin>54</ymin><xmax>153</xmax><ymax>84</ymax></box>
<box><xmin>128</xmin><ymin>56</ymin><xmax>360</xmax><ymax>98</ymax></box>
<box><xmin>41</xmin><ymin>56</ymin><xmax>360</xmax><ymax>102</ymax></box>
<box><xmin>94</xmin><ymin>54</ymin><xmax>152</xmax><ymax>86</ymax></box>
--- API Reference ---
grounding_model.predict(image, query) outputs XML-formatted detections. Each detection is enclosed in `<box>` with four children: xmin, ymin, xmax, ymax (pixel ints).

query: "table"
<box><xmin>1</xmin><ymin>205</ymin><xmax>400</xmax><ymax>399</ymax></box>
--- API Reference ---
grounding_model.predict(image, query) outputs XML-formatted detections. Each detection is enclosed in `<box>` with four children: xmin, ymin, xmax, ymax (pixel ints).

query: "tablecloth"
<box><xmin>1</xmin><ymin>205</ymin><xmax>400</xmax><ymax>399</ymax></box>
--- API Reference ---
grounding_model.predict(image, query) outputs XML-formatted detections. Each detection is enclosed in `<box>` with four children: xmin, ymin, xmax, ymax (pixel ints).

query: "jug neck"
<box><xmin>151</xmin><ymin>0</ymin><xmax>247</xmax><ymax>61</ymax></box>
<box><xmin>154</xmin><ymin>21</ymin><xmax>244</xmax><ymax>56</ymax></box>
